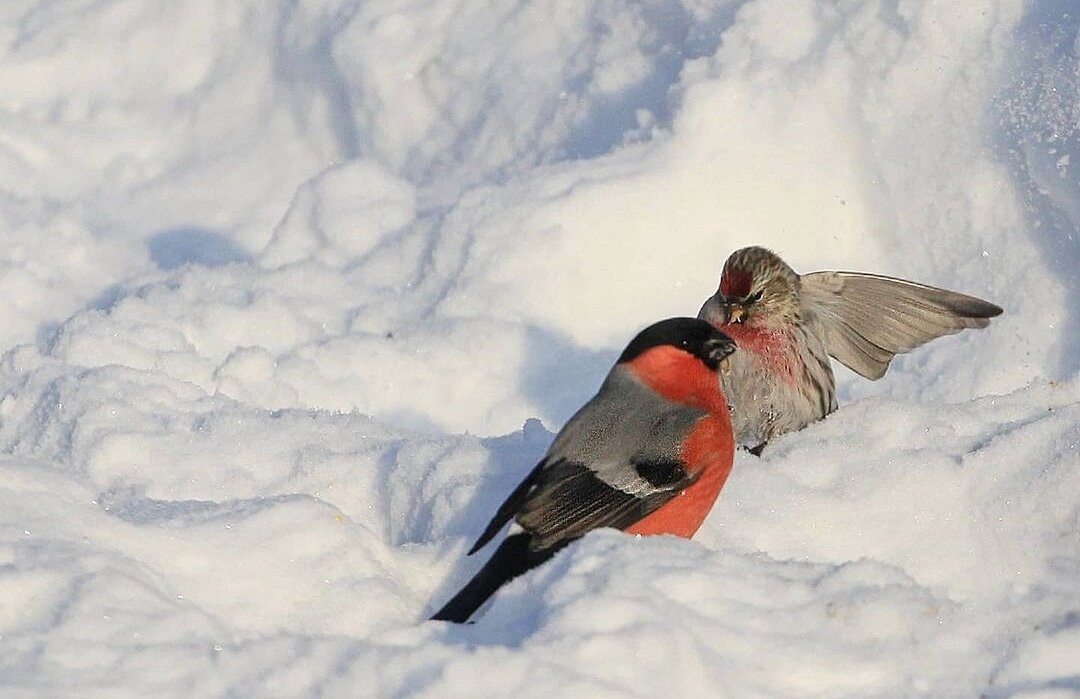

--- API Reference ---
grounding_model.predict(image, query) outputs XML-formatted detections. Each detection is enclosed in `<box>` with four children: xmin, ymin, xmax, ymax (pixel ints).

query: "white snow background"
<box><xmin>1</xmin><ymin>0</ymin><xmax>1078</xmax><ymax>697</ymax></box>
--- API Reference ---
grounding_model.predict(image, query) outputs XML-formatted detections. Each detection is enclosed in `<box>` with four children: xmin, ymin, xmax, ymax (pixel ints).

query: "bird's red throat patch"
<box><xmin>721</xmin><ymin>324</ymin><xmax>799</xmax><ymax>386</ymax></box>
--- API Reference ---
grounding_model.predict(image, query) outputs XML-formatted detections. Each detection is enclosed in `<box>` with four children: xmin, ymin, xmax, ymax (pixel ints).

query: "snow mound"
<box><xmin>0</xmin><ymin>0</ymin><xmax>1077</xmax><ymax>696</ymax></box>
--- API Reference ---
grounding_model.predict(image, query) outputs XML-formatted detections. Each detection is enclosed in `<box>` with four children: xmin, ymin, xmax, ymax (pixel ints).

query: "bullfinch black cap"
<box><xmin>618</xmin><ymin>317</ymin><xmax>737</xmax><ymax>371</ymax></box>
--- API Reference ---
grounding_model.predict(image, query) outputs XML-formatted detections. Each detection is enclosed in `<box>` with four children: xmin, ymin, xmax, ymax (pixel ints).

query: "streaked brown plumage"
<box><xmin>698</xmin><ymin>246</ymin><xmax>1002</xmax><ymax>453</ymax></box>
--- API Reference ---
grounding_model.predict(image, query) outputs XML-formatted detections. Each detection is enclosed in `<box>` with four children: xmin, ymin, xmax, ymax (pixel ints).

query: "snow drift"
<box><xmin>0</xmin><ymin>0</ymin><xmax>1077</xmax><ymax>697</ymax></box>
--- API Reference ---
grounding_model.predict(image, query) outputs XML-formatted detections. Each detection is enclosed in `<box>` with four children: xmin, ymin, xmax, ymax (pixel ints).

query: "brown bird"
<box><xmin>697</xmin><ymin>246</ymin><xmax>1002</xmax><ymax>454</ymax></box>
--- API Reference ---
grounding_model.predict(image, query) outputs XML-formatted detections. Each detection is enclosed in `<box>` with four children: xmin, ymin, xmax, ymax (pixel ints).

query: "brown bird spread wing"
<box><xmin>800</xmin><ymin>271</ymin><xmax>1003</xmax><ymax>380</ymax></box>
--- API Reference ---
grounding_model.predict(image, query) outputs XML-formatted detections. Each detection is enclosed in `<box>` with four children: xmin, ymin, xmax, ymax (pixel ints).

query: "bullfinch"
<box><xmin>430</xmin><ymin>317</ymin><xmax>737</xmax><ymax>623</ymax></box>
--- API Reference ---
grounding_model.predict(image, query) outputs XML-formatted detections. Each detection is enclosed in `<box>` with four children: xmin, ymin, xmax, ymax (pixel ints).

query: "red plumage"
<box><xmin>623</xmin><ymin>418</ymin><xmax>733</xmax><ymax>538</ymax></box>
<box><xmin>621</xmin><ymin>345</ymin><xmax>734</xmax><ymax>538</ymax></box>
<box><xmin>716</xmin><ymin>324</ymin><xmax>799</xmax><ymax>385</ymax></box>
<box><xmin>430</xmin><ymin>318</ymin><xmax>737</xmax><ymax>623</ymax></box>
<box><xmin>720</xmin><ymin>268</ymin><xmax>752</xmax><ymax>298</ymax></box>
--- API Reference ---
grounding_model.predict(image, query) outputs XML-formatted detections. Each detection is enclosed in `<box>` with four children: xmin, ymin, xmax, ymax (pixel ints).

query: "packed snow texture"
<box><xmin>0</xmin><ymin>0</ymin><xmax>1078</xmax><ymax>697</ymax></box>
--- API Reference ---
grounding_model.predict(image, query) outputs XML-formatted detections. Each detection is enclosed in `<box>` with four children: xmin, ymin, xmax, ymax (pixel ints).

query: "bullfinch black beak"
<box><xmin>704</xmin><ymin>334</ymin><xmax>737</xmax><ymax>373</ymax></box>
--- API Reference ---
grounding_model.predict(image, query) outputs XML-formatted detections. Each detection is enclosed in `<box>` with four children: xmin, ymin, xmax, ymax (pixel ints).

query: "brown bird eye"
<box><xmin>749</xmin><ymin>291</ymin><xmax>763</xmax><ymax>303</ymax></box>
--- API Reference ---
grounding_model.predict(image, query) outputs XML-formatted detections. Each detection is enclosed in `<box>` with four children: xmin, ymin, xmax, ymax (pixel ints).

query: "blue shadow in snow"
<box><xmin>148</xmin><ymin>227</ymin><xmax>251</xmax><ymax>271</ymax></box>
<box><xmin>420</xmin><ymin>418</ymin><xmax>555</xmax><ymax>620</ymax></box>
<box><xmin>421</xmin><ymin>327</ymin><xmax>614</xmax><ymax>622</ymax></box>
<box><xmin>992</xmin><ymin>1</ymin><xmax>1080</xmax><ymax>376</ymax></box>
<box><xmin>518</xmin><ymin>325</ymin><xmax>618</xmax><ymax>431</ymax></box>
<box><xmin>30</xmin><ymin>227</ymin><xmax>253</xmax><ymax>352</ymax></box>
<box><xmin>559</xmin><ymin>0</ymin><xmax>743</xmax><ymax>161</ymax></box>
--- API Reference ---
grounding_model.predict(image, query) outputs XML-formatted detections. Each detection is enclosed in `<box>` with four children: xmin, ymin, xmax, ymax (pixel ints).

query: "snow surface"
<box><xmin>0</xmin><ymin>0</ymin><xmax>1077</xmax><ymax>697</ymax></box>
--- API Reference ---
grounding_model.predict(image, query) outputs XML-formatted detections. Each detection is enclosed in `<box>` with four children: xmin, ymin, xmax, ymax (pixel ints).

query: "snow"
<box><xmin>0</xmin><ymin>0</ymin><xmax>1077</xmax><ymax>697</ymax></box>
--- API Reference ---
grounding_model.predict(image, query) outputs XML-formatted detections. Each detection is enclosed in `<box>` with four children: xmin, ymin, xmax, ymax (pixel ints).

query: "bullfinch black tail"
<box><xmin>430</xmin><ymin>533</ymin><xmax>553</xmax><ymax>623</ymax></box>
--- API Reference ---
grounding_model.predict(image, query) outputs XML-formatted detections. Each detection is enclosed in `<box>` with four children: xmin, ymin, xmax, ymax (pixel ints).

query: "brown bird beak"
<box><xmin>698</xmin><ymin>296</ymin><xmax>748</xmax><ymax>327</ymax></box>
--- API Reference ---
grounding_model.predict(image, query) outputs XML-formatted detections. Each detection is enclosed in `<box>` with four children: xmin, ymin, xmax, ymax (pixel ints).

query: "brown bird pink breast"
<box><xmin>720</xmin><ymin>323</ymin><xmax>799</xmax><ymax>386</ymax></box>
<box><xmin>698</xmin><ymin>245</ymin><xmax>1002</xmax><ymax>452</ymax></box>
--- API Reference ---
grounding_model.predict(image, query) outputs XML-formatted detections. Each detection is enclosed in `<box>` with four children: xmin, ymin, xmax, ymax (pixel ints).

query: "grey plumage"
<box><xmin>431</xmin><ymin>317</ymin><xmax>736</xmax><ymax>622</ymax></box>
<box><xmin>699</xmin><ymin>247</ymin><xmax>1002</xmax><ymax>451</ymax></box>
<box><xmin>515</xmin><ymin>367</ymin><xmax>705</xmax><ymax>549</ymax></box>
<box><xmin>800</xmin><ymin>271</ymin><xmax>1002</xmax><ymax>380</ymax></box>
<box><xmin>470</xmin><ymin>366</ymin><xmax>708</xmax><ymax>553</ymax></box>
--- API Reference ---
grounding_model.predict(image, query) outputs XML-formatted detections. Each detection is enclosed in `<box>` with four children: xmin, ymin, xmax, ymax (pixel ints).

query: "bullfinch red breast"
<box><xmin>430</xmin><ymin>317</ymin><xmax>737</xmax><ymax>623</ymax></box>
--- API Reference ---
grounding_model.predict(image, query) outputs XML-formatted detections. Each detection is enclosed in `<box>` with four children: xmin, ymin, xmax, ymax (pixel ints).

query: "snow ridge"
<box><xmin>0</xmin><ymin>0</ymin><xmax>1077</xmax><ymax>697</ymax></box>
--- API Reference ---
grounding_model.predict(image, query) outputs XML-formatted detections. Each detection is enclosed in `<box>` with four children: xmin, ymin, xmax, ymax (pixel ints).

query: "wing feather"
<box><xmin>516</xmin><ymin>458</ymin><xmax>695</xmax><ymax>551</ymax></box>
<box><xmin>801</xmin><ymin>271</ymin><xmax>1002</xmax><ymax>380</ymax></box>
<box><xmin>467</xmin><ymin>459</ymin><xmax>547</xmax><ymax>554</ymax></box>
<box><xmin>473</xmin><ymin>367</ymin><xmax>706</xmax><ymax>553</ymax></box>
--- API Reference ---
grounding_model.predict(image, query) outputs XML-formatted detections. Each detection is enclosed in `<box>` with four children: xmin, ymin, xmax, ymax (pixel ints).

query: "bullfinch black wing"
<box><xmin>430</xmin><ymin>318</ymin><xmax>737</xmax><ymax>623</ymax></box>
